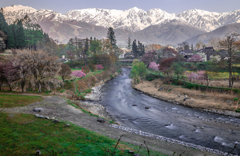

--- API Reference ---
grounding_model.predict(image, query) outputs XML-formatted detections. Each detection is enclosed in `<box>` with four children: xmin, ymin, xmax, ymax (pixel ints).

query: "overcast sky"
<box><xmin>1</xmin><ymin>0</ymin><xmax>240</xmax><ymax>14</ymax></box>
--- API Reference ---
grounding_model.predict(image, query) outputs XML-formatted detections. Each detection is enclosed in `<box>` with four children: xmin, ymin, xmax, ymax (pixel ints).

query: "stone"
<box><xmin>145</xmin><ymin>107</ymin><xmax>150</xmax><ymax>109</ymax></box>
<box><xmin>178</xmin><ymin>95</ymin><xmax>181</xmax><ymax>98</ymax></box>
<box><xmin>35</xmin><ymin>114</ymin><xmax>39</xmax><ymax>117</ymax></box>
<box><xmin>134</xmin><ymin>153</ymin><xmax>140</xmax><ymax>156</ymax></box>
<box><xmin>45</xmin><ymin>116</ymin><xmax>49</xmax><ymax>119</ymax></box>
<box><xmin>158</xmin><ymin>87</ymin><xmax>164</xmax><ymax>91</ymax></box>
<box><xmin>38</xmin><ymin>115</ymin><xmax>45</xmax><ymax>118</ymax></box>
<box><xmin>53</xmin><ymin>119</ymin><xmax>60</xmax><ymax>123</ymax></box>
<box><xmin>33</xmin><ymin>108</ymin><xmax>44</xmax><ymax>112</ymax></box>
<box><xmin>65</xmin><ymin>124</ymin><xmax>70</xmax><ymax>127</ymax></box>
<box><xmin>128</xmin><ymin>150</ymin><xmax>134</xmax><ymax>154</ymax></box>
<box><xmin>184</xmin><ymin>95</ymin><xmax>188</xmax><ymax>98</ymax></box>
<box><xmin>97</xmin><ymin>118</ymin><xmax>106</xmax><ymax>123</ymax></box>
<box><xmin>183</xmin><ymin>98</ymin><xmax>191</xmax><ymax>101</ymax></box>
<box><xmin>132</xmin><ymin>104</ymin><xmax>137</xmax><ymax>106</ymax></box>
<box><xmin>36</xmin><ymin>150</ymin><xmax>41</xmax><ymax>155</ymax></box>
<box><xmin>51</xmin><ymin>117</ymin><xmax>55</xmax><ymax>120</ymax></box>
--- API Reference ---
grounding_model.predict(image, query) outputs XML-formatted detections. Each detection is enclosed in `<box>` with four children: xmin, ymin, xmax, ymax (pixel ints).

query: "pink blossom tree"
<box><xmin>188</xmin><ymin>55</ymin><xmax>202</xmax><ymax>63</ymax></box>
<box><xmin>72</xmin><ymin>70</ymin><xmax>86</xmax><ymax>78</ymax></box>
<box><xmin>187</xmin><ymin>70</ymin><xmax>205</xmax><ymax>82</ymax></box>
<box><xmin>96</xmin><ymin>64</ymin><xmax>104</xmax><ymax>70</ymax></box>
<box><xmin>148</xmin><ymin>62</ymin><xmax>159</xmax><ymax>71</ymax></box>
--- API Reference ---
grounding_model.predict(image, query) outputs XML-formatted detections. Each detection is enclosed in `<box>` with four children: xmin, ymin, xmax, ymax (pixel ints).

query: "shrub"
<box><xmin>234</xmin><ymin>98</ymin><xmax>239</xmax><ymax>101</ymax></box>
<box><xmin>84</xmin><ymin>89</ymin><xmax>92</xmax><ymax>93</ymax></box>
<box><xmin>82</xmin><ymin>66</ymin><xmax>90</xmax><ymax>74</ymax></box>
<box><xmin>96</xmin><ymin>64</ymin><xmax>104</xmax><ymax>70</ymax></box>
<box><xmin>89</xmin><ymin>63</ymin><xmax>96</xmax><ymax>71</ymax></box>
<box><xmin>235</xmin><ymin>109</ymin><xmax>240</xmax><ymax>113</ymax></box>
<box><xmin>72</xmin><ymin>70</ymin><xmax>86</xmax><ymax>78</ymax></box>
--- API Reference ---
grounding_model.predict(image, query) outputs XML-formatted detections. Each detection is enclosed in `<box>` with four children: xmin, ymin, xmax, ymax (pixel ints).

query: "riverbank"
<box><xmin>132</xmin><ymin>79</ymin><xmax>240</xmax><ymax>118</ymax></box>
<box><xmin>1</xmin><ymin>95</ymin><xmax>220</xmax><ymax>156</ymax></box>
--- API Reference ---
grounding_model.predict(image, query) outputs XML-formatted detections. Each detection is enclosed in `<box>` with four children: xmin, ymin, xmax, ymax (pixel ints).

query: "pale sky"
<box><xmin>1</xmin><ymin>0</ymin><xmax>240</xmax><ymax>14</ymax></box>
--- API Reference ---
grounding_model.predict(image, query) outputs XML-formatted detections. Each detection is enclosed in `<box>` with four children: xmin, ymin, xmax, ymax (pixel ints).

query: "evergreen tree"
<box><xmin>132</xmin><ymin>39</ymin><xmax>138</xmax><ymax>58</ymax></box>
<box><xmin>191</xmin><ymin>44</ymin><xmax>194</xmax><ymax>51</ymax></box>
<box><xmin>107</xmin><ymin>27</ymin><xmax>117</xmax><ymax>49</ymax></box>
<box><xmin>127</xmin><ymin>37</ymin><xmax>131</xmax><ymax>50</ymax></box>
<box><xmin>16</xmin><ymin>20</ymin><xmax>26</xmax><ymax>49</ymax></box>
<box><xmin>7</xmin><ymin>25</ymin><xmax>15</xmax><ymax>48</ymax></box>
<box><xmin>0</xmin><ymin>11</ymin><xmax>8</xmax><ymax>35</ymax></box>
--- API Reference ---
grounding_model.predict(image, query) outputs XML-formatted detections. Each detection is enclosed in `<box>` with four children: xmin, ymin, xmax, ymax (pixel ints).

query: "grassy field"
<box><xmin>0</xmin><ymin>94</ymin><xmax>43</xmax><ymax>108</ymax></box>
<box><xmin>0</xmin><ymin>113</ymin><xmax>165</xmax><ymax>156</ymax></box>
<box><xmin>185</xmin><ymin>71</ymin><xmax>239</xmax><ymax>79</ymax></box>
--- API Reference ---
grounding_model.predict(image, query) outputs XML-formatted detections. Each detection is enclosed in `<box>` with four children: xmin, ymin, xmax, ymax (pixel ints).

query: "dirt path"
<box><xmin>1</xmin><ymin>96</ymin><xmax>217</xmax><ymax>156</ymax></box>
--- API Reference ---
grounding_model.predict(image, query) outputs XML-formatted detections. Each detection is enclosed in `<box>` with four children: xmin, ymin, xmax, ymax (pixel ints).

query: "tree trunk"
<box><xmin>229</xmin><ymin>57</ymin><xmax>232</xmax><ymax>88</ymax></box>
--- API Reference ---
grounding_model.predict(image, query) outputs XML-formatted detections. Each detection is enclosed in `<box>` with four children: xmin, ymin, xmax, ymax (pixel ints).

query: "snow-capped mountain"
<box><xmin>3</xmin><ymin>5</ymin><xmax>240</xmax><ymax>32</ymax></box>
<box><xmin>2</xmin><ymin>5</ymin><xmax>240</xmax><ymax>44</ymax></box>
<box><xmin>65</xmin><ymin>7</ymin><xmax>184</xmax><ymax>32</ymax></box>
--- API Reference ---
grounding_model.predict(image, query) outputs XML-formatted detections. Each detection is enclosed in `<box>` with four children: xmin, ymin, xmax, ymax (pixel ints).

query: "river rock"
<box><xmin>65</xmin><ymin>124</ymin><xmax>70</xmax><ymax>127</ymax></box>
<box><xmin>128</xmin><ymin>150</ymin><xmax>134</xmax><ymax>154</ymax></box>
<box><xmin>145</xmin><ymin>107</ymin><xmax>150</xmax><ymax>109</ymax></box>
<box><xmin>183</xmin><ymin>98</ymin><xmax>191</xmax><ymax>101</ymax></box>
<box><xmin>158</xmin><ymin>87</ymin><xmax>164</xmax><ymax>91</ymax></box>
<box><xmin>33</xmin><ymin>108</ymin><xmax>44</xmax><ymax>112</ymax></box>
<box><xmin>132</xmin><ymin>104</ymin><xmax>137</xmax><ymax>106</ymax></box>
<box><xmin>36</xmin><ymin>150</ymin><xmax>41</xmax><ymax>155</ymax></box>
<box><xmin>97</xmin><ymin>118</ymin><xmax>106</xmax><ymax>123</ymax></box>
<box><xmin>38</xmin><ymin>115</ymin><xmax>45</xmax><ymax>118</ymax></box>
<box><xmin>53</xmin><ymin>119</ymin><xmax>60</xmax><ymax>123</ymax></box>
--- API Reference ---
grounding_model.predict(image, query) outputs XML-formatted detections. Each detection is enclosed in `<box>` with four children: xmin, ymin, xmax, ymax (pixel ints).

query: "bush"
<box><xmin>148</xmin><ymin>62</ymin><xmax>159</xmax><ymax>71</ymax></box>
<box><xmin>67</xmin><ymin>61</ymin><xmax>85</xmax><ymax>68</ymax></box>
<box><xmin>72</xmin><ymin>70</ymin><xmax>86</xmax><ymax>78</ymax></box>
<box><xmin>96</xmin><ymin>64</ymin><xmax>104</xmax><ymax>70</ymax></box>
<box><xmin>84</xmin><ymin>89</ymin><xmax>91</xmax><ymax>93</ymax></box>
<box><xmin>82</xmin><ymin>66</ymin><xmax>90</xmax><ymax>74</ymax></box>
<box><xmin>235</xmin><ymin>109</ymin><xmax>240</xmax><ymax>113</ymax></box>
<box><xmin>234</xmin><ymin>98</ymin><xmax>239</xmax><ymax>101</ymax></box>
<box><xmin>89</xmin><ymin>63</ymin><xmax>96</xmax><ymax>71</ymax></box>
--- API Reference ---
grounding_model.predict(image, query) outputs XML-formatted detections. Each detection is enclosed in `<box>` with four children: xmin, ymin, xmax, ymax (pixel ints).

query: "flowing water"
<box><xmin>98</xmin><ymin>68</ymin><xmax>240</xmax><ymax>154</ymax></box>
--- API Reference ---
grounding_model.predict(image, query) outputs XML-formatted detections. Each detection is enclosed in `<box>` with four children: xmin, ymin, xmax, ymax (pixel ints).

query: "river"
<box><xmin>98</xmin><ymin>68</ymin><xmax>240</xmax><ymax>154</ymax></box>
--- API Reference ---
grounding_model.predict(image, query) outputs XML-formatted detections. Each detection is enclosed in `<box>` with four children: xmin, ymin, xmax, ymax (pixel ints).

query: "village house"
<box><xmin>178</xmin><ymin>50</ymin><xmax>194</xmax><ymax>60</ymax></box>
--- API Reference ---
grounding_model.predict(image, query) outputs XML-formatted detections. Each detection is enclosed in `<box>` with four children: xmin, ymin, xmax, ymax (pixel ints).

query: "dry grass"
<box><xmin>134</xmin><ymin>79</ymin><xmax>239</xmax><ymax>111</ymax></box>
<box><xmin>190</xmin><ymin>79</ymin><xmax>240</xmax><ymax>88</ymax></box>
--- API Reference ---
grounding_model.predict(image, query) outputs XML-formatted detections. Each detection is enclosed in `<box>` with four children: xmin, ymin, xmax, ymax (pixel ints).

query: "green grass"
<box><xmin>0</xmin><ymin>113</ymin><xmax>166</xmax><ymax>156</ymax></box>
<box><xmin>0</xmin><ymin>94</ymin><xmax>43</xmax><ymax>108</ymax></box>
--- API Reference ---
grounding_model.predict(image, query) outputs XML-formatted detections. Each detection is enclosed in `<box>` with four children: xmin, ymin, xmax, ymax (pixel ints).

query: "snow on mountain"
<box><xmin>3</xmin><ymin>5</ymin><xmax>37</xmax><ymax>24</ymax></box>
<box><xmin>3</xmin><ymin>5</ymin><xmax>240</xmax><ymax>33</ymax></box>
<box><xmin>3</xmin><ymin>5</ymin><xmax>240</xmax><ymax>44</ymax></box>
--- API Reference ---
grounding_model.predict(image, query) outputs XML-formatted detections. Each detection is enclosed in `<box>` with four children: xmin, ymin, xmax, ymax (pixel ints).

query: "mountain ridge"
<box><xmin>2</xmin><ymin>5</ymin><xmax>240</xmax><ymax>45</ymax></box>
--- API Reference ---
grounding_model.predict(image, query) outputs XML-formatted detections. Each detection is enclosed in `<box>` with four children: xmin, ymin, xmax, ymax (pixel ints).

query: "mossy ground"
<box><xmin>0</xmin><ymin>94</ymin><xmax>43</xmax><ymax>108</ymax></box>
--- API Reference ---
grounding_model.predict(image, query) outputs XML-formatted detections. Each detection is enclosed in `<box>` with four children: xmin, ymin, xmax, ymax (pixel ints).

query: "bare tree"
<box><xmin>219</xmin><ymin>33</ymin><xmax>240</xmax><ymax>89</ymax></box>
<box><xmin>59</xmin><ymin>63</ymin><xmax>72</xmax><ymax>82</ymax></box>
<box><xmin>177</xmin><ymin>42</ymin><xmax>189</xmax><ymax>51</ymax></box>
<box><xmin>14</xmin><ymin>49</ymin><xmax>62</xmax><ymax>92</ymax></box>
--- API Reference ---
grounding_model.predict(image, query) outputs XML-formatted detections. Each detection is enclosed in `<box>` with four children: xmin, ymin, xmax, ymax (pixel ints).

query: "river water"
<box><xmin>98</xmin><ymin>68</ymin><xmax>240</xmax><ymax>154</ymax></box>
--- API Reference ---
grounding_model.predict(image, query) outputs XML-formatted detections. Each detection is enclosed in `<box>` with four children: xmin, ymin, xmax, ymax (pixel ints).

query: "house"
<box><xmin>178</xmin><ymin>50</ymin><xmax>194</xmax><ymax>60</ymax></box>
<box><xmin>197</xmin><ymin>47</ymin><xmax>218</xmax><ymax>62</ymax></box>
